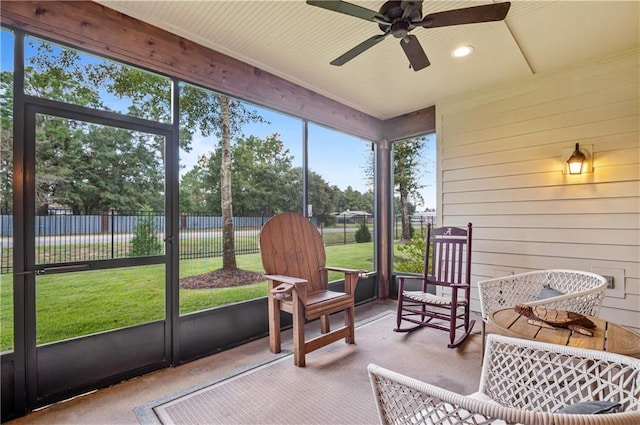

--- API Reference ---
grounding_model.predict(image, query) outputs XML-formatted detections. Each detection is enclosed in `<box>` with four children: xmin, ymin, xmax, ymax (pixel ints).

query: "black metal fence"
<box><xmin>0</xmin><ymin>210</ymin><xmax>395</xmax><ymax>274</ymax></box>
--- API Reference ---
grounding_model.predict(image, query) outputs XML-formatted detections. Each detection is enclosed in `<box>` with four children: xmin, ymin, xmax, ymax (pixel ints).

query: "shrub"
<box><xmin>129</xmin><ymin>209</ymin><xmax>163</xmax><ymax>257</ymax></box>
<box><xmin>323</xmin><ymin>215</ymin><xmax>337</xmax><ymax>227</ymax></box>
<box><xmin>355</xmin><ymin>222</ymin><xmax>372</xmax><ymax>243</ymax></box>
<box><xmin>394</xmin><ymin>236</ymin><xmax>426</xmax><ymax>273</ymax></box>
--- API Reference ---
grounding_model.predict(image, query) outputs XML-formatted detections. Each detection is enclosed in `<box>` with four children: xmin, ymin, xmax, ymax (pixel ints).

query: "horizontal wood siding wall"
<box><xmin>436</xmin><ymin>48</ymin><xmax>640</xmax><ymax>329</ymax></box>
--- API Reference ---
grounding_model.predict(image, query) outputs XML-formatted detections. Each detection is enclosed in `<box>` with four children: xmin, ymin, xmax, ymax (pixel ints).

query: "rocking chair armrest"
<box><xmin>426</xmin><ymin>277</ymin><xmax>469</xmax><ymax>289</ymax></box>
<box><xmin>396</xmin><ymin>275</ymin><xmax>425</xmax><ymax>292</ymax></box>
<box><xmin>396</xmin><ymin>275</ymin><xmax>424</xmax><ymax>283</ymax></box>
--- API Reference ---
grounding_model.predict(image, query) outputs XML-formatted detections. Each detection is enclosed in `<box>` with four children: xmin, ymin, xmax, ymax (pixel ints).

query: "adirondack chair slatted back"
<box><xmin>425</xmin><ymin>225</ymin><xmax>472</xmax><ymax>286</ymax></box>
<box><xmin>259</xmin><ymin>212</ymin><xmax>327</xmax><ymax>293</ymax></box>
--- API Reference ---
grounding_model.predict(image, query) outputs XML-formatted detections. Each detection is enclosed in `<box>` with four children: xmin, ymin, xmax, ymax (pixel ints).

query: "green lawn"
<box><xmin>0</xmin><ymin>242</ymin><xmax>373</xmax><ymax>352</ymax></box>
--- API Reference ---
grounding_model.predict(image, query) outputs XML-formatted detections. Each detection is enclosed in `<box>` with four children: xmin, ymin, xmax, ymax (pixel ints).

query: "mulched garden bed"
<box><xmin>179</xmin><ymin>268</ymin><xmax>266</xmax><ymax>289</ymax></box>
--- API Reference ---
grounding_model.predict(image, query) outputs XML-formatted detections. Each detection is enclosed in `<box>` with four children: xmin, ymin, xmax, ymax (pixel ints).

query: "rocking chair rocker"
<box><xmin>394</xmin><ymin>223</ymin><xmax>474</xmax><ymax>348</ymax></box>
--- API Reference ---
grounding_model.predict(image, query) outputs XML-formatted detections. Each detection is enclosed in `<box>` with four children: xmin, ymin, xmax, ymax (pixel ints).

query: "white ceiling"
<box><xmin>96</xmin><ymin>0</ymin><xmax>639</xmax><ymax>120</ymax></box>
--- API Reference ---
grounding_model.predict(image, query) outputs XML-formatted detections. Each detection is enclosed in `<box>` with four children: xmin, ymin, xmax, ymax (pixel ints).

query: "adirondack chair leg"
<box><xmin>320</xmin><ymin>314</ymin><xmax>330</xmax><ymax>334</ymax></box>
<box><xmin>345</xmin><ymin>304</ymin><xmax>355</xmax><ymax>344</ymax></box>
<box><xmin>293</xmin><ymin>296</ymin><xmax>306</xmax><ymax>367</ymax></box>
<box><xmin>268</xmin><ymin>294</ymin><xmax>281</xmax><ymax>354</ymax></box>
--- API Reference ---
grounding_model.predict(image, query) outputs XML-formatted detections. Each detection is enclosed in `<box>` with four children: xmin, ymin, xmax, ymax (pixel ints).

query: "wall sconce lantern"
<box><xmin>566</xmin><ymin>143</ymin><xmax>586</xmax><ymax>175</ymax></box>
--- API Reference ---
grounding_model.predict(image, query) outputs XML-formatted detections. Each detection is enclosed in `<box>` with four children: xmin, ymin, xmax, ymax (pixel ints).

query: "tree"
<box><xmin>19</xmin><ymin>39</ymin><xmax>167</xmax><ymax>214</ymax></box>
<box><xmin>394</xmin><ymin>137</ymin><xmax>426</xmax><ymax>241</ymax></box>
<box><xmin>335</xmin><ymin>186</ymin><xmax>373</xmax><ymax>213</ymax></box>
<box><xmin>363</xmin><ymin>137</ymin><xmax>428</xmax><ymax>240</ymax></box>
<box><xmin>218</xmin><ymin>96</ymin><xmax>236</xmax><ymax>270</ymax></box>
<box><xmin>177</xmin><ymin>90</ymin><xmax>265</xmax><ymax>272</ymax></box>
<box><xmin>182</xmin><ymin>133</ymin><xmax>293</xmax><ymax>215</ymax></box>
<box><xmin>51</xmin><ymin>124</ymin><xmax>164</xmax><ymax>214</ymax></box>
<box><xmin>27</xmin><ymin>38</ymin><xmax>266</xmax><ymax>274</ymax></box>
<box><xmin>0</xmin><ymin>71</ymin><xmax>14</xmax><ymax>211</ymax></box>
<box><xmin>282</xmin><ymin>167</ymin><xmax>338</xmax><ymax>217</ymax></box>
<box><xmin>179</xmin><ymin>169</ymin><xmax>205</xmax><ymax>213</ymax></box>
<box><xmin>232</xmin><ymin>134</ymin><xmax>294</xmax><ymax>214</ymax></box>
<box><xmin>129</xmin><ymin>207</ymin><xmax>163</xmax><ymax>257</ymax></box>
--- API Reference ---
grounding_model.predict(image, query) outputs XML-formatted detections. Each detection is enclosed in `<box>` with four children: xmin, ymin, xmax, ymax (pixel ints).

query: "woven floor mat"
<box><xmin>135</xmin><ymin>313</ymin><xmax>483</xmax><ymax>425</ymax></box>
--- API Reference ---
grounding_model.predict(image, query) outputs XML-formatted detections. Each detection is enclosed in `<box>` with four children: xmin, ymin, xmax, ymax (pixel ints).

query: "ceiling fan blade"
<box><xmin>330</xmin><ymin>34</ymin><xmax>388</xmax><ymax>66</ymax></box>
<box><xmin>306</xmin><ymin>0</ymin><xmax>382</xmax><ymax>22</ymax></box>
<box><xmin>416</xmin><ymin>2</ymin><xmax>510</xmax><ymax>28</ymax></box>
<box><xmin>400</xmin><ymin>35</ymin><xmax>430</xmax><ymax>71</ymax></box>
<box><xmin>401</xmin><ymin>1</ymin><xmax>423</xmax><ymax>20</ymax></box>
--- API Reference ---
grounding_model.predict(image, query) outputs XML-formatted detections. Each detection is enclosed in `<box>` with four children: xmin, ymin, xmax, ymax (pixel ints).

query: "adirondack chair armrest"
<box><xmin>265</xmin><ymin>274</ymin><xmax>308</xmax><ymax>302</ymax></box>
<box><xmin>322</xmin><ymin>266</ymin><xmax>362</xmax><ymax>274</ymax></box>
<box><xmin>322</xmin><ymin>266</ymin><xmax>362</xmax><ymax>294</ymax></box>
<box><xmin>264</xmin><ymin>274</ymin><xmax>308</xmax><ymax>285</ymax></box>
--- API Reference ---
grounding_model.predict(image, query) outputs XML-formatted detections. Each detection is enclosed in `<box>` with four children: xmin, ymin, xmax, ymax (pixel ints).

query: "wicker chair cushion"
<box><xmin>537</xmin><ymin>285</ymin><xmax>564</xmax><ymax>300</ymax></box>
<box><xmin>556</xmin><ymin>401</ymin><xmax>622</xmax><ymax>415</ymax></box>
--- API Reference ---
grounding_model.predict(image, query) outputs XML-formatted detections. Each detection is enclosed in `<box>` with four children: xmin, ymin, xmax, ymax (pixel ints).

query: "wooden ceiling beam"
<box><xmin>383</xmin><ymin>106</ymin><xmax>436</xmax><ymax>142</ymax></box>
<box><xmin>0</xmin><ymin>1</ymin><xmax>382</xmax><ymax>140</ymax></box>
<box><xmin>1</xmin><ymin>1</ymin><xmax>435</xmax><ymax>142</ymax></box>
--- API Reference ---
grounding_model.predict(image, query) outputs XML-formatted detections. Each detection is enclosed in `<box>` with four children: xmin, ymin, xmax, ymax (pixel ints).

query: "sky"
<box><xmin>1</xmin><ymin>29</ymin><xmax>436</xmax><ymax>210</ymax></box>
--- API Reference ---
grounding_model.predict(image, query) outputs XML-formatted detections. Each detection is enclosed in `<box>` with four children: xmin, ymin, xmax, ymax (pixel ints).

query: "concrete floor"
<box><xmin>6</xmin><ymin>300</ymin><xmax>398</xmax><ymax>425</ymax></box>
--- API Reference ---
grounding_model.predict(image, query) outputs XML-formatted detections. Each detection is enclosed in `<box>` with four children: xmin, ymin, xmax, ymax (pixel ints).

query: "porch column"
<box><xmin>375</xmin><ymin>139</ymin><xmax>392</xmax><ymax>299</ymax></box>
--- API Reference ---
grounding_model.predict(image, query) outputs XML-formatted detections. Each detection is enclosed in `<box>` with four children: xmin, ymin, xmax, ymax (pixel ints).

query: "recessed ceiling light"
<box><xmin>452</xmin><ymin>45</ymin><xmax>474</xmax><ymax>58</ymax></box>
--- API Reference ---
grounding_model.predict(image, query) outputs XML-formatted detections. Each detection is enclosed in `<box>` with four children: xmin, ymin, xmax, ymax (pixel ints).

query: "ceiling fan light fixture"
<box><xmin>451</xmin><ymin>45</ymin><xmax>474</xmax><ymax>58</ymax></box>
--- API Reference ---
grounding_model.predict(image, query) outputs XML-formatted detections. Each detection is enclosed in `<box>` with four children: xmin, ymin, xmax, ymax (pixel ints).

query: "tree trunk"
<box><xmin>220</xmin><ymin>96</ymin><xmax>237</xmax><ymax>271</ymax></box>
<box><xmin>400</xmin><ymin>187</ymin><xmax>411</xmax><ymax>241</ymax></box>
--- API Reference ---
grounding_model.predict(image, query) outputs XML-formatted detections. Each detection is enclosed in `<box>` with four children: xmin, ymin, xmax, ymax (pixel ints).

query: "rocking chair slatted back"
<box><xmin>426</xmin><ymin>225</ymin><xmax>471</xmax><ymax>286</ymax></box>
<box><xmin>260</xmin><ymin>212</ymin><xmax>327</xmax><ymax>293</ymax></box>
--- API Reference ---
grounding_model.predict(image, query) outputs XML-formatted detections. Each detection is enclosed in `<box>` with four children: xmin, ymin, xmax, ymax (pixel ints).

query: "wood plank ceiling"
<box><xmin>2</xmin><ymin>1</ymin><xmax>638</xmax><ymax>141</ymax></box>
<box><xmin>95</xmin><ymin>1</ymin><xmax>639</xmax><ymax>119</ymax></box>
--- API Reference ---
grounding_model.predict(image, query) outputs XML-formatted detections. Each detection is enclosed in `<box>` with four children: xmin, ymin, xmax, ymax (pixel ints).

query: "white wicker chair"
<box><xmin>368</xmin><ymin>334</ymin><xmax>640</xmax><ymax>425</ymax></box>
<box><xmin>477</xmin><ymin>269</ymin><xmax>608</xmax><ymax>353</ymax></box>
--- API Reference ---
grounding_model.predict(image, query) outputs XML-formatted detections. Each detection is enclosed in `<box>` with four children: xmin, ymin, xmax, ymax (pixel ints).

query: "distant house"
<box><xmin>47</xmin><ymin>202</ymin><xmax>71</xmax><ymax>215</ymax></box>
<box><xmin>411</xmin><ymin>212</ymin><xmax>435</xmax><ymax>224</ymax></box>
<box><xmin>333</xmin><ymin>210</ymin><xmax>372</xmax><ymax>224</ymax></box>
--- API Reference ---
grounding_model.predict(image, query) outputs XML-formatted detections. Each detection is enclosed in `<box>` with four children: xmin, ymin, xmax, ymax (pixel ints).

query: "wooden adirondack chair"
<box><xmin>259</xmin><ymin>212</ymin><xmax>360</xmax><ymax>367</ymax></box>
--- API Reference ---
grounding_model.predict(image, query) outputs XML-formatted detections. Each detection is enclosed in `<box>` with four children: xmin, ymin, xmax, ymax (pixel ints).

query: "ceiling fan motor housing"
<box><xmin>391</xmin><ymin>21</ymin><xmax>410</xmax><ymax>39</ymax></box>
<box><xmin>378</xmin><ymin>0</ymin><xmax>423</xmax><ymax>33</ymax></box>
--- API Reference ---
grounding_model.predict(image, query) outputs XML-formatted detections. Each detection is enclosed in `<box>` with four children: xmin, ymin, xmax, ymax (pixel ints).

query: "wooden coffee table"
<box><xmin>489</xmin><ymin>308</ymin><xmax>640</xmax><ymax>359</ymax></box>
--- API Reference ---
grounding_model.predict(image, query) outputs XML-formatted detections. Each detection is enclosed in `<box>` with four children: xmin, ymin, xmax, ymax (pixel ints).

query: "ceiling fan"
<box><xmin>306</xmin><ymin>0</ymin><xmax>511</xmax><ymax>71</ymax></box>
